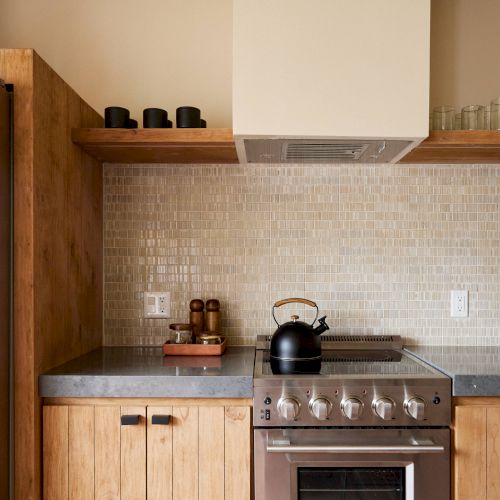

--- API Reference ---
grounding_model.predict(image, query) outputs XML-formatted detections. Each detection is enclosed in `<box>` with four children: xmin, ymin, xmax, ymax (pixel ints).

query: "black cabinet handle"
<box><xmin>152</xmin><ymin>414</ymin><xmax>171</xmax><ymax>425</ymax></box>
<box><xmin>121</xmin><ymin>414</ymin><xmax>141</xmax><ymax>426</ymax></box>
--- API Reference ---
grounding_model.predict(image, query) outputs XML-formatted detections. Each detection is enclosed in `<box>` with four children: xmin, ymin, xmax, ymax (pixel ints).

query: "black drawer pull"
<box><xmin>152</xmin><ymin>415</ymin><xmax>171</xmax><ymax>425</ymax></box>
<box><xmin>121</xmin><ymin>414</ymin><xmax>140</xmax><ymax>426</ymax></box>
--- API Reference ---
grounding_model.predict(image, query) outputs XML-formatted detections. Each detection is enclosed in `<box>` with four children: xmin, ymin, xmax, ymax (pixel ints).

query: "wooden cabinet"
<box><xmin>43</xmin><ymin>399</ymin><xmax>251</xmax><ymax>500</ymax></box>
<box><xmin>453</xmin><ymin>398</ymin><xmax>500</xmax><ymax>500</ymax></box>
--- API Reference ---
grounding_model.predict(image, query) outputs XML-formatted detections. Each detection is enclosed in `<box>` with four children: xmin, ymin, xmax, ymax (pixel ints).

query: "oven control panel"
<box><xmin>254</xmin><ymin>380</ymin><xmax>451</xmax><ymax>427</ymax></box>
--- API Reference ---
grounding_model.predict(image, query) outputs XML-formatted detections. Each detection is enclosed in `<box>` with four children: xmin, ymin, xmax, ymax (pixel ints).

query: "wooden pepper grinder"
<box><xmin>205</xmin><ymin>299</ymin><xmax>220</xmax><ymax>334</ymax></box>
<box><xmin>189</xmin><ymin>299</ymin><xmax>205</xmax><ymax>342</ymax></box>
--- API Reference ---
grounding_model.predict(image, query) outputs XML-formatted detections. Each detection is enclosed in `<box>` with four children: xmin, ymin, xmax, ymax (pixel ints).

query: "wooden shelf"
<box><xmin>71</xmin><ymin>128</ymin><xmax>238</xmax><ymax>164</ymax></box>
<box><xmin>399</xmin><ymin>131</ymin><xmax>500</xmax><ymax>164</ymax></box>
<box><xmin>72</xmin><ymin>128</ymin><xmax>500</xmax><ymax>165</ymax></box>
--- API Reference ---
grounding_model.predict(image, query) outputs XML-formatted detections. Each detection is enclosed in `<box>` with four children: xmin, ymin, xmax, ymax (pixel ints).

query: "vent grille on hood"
<box><xmin>238</xmin><ymin>138</ymin><xmax>414</xmax><ymax>164</ymax></box>
<box><xmin>285</xmin><ymin>143</ymin><xmax>369</xmax><ymax>161</ymax></box>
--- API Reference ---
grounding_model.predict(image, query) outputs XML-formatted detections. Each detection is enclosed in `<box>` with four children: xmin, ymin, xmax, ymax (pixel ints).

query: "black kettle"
<box><xmin>270</xmin><ymin>298</ymin><xmax>329</xmax><ymax>374</ymax></box>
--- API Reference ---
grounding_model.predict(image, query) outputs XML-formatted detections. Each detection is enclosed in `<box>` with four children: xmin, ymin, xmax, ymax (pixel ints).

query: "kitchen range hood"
<box><xmin>233</xmin><ymin>0</ymin><xmax>431</xmax><ymax>164</ymax></box>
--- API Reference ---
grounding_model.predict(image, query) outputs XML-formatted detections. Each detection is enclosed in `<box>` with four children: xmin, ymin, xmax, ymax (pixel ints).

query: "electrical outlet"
<box><xmin>450</xmin><ymin>290</ymin><xmax>468</xmax><ymax>318</ymax></box>
<box><xmin>144</xmin><ymin>292</ymin><xmax>170</xmax><ymax>318</ymax></box>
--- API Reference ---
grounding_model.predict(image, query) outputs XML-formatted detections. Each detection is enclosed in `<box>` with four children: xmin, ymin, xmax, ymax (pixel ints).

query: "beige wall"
<box><xmin>2</xmin><ymin>0</ymin><xmax>498</xmax><ymax>125</ymax></box>
<box><xmin>0</xmin><ymin>0</ymin><xmax>232</xmax><ymax>126</ymax></box>
<box><xmin>430</xmin><ymin>0</ymin><xmax>500</xmax><ymax>111</ymax></box>
<box><xmin>104</xmin><ymin>163</ymin><xmax>500</xmax><ymax>348</ymax></box>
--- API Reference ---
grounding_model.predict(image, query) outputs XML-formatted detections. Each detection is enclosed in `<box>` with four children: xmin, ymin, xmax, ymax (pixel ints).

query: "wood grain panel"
<box><xmin>45</xmin><ymin>397</ymin><xmax>253</xmax><ymax>407</ymax></box>
<box><xmin>487</xmin><ymin>408</ymin><xmax>500</xmax><ymax>500</ymax></box>
<box><xmin>199</xmin><ymin>406</ymin><xmax>225</xmax><ymax>500</ymax></box>
<box><xmin>33</xmin><ymin>50</ymin><xmax>103</xmax><ymax>374</ymax></box>
<box><xmin>0</xmin><ymin>79</ymin><xmax>11</xmax><ymax>500</ymax></box>
<box><xmin>120</xmin><ymin>406</ymin><xmax>146</xmax><ymax>500</ymax></box>
<box><xmin>454</xmin><ymin>406</ymin><xmax>487</xmax><ymax>500</ymax></box>
<box><xmin>399</xmin><ymin>130</ymin><xmax>500</xmax><ymax>163</ymax></box>
<box><xmin>147</xmin><ymin>406</ymin><xmax>173</xmax><ymax>500</ymax></box>
<box><xmin>454</xmin><ymin>397</ymin><xmax>500</xmax><ymax>406</ymax></box>
<box><xmin>0</xmin><ymin>48</ymin><xmax>103</xmax><ymax>500</ymax></box>
<box><xmin>68</xmin><ymin>406</ymin><xmax>94</xmax><ymax>500</ymax></box>
<box><xmin>95</xmin><ymin>406</ymin><xmax>120</xmax><ymax>500</ymax></box>
<box><xmin>43</xmin><ymin>405</ymin><xmax>69</xmax><ymax>500</ymax></box>
<box><xmin>72</xmin><ymin>128</ymin><xmax>238</xmax><ymax>163</ymax></box>
<box><xmin>224</xmin><ymin>407</ymin><xmax>251</xmax><ymax>500</ymax></box>
<box><xmin>0</xmin><ymin>48</ymin><xmax>37</xmax><ymax>500</ymax></box>
<box><xmin>172</xmin><ymin>407</ymin><xmax>199</xmax><ymax>500</ymax></box>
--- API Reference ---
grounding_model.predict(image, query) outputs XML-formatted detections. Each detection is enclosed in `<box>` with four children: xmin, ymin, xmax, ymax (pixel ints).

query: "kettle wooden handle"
<box><xmin>274</xmin><ymin>298</ymin><xmax>317</xmax><ymax>309</ymax></box>
<box><xmin>272</xmin><ymin>298</ymin><xmax>319</xmax><ymax>327</ymax></box>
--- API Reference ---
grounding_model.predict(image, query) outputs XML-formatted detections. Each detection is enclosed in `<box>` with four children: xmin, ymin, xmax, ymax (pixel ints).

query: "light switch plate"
<box><xmin>144</xmin><ymin>292</ymin><xmax>170</xmax><ymax>318</ymax></box>
<box><xmin>450</xmin><ymin>290</ymin><xmax>468</xmax><ymax>318</ymax></box>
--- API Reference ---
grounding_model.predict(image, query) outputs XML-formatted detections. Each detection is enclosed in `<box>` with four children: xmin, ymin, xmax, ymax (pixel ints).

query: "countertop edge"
<box><xmin>39</xmin><ymin>374</ymin><xmax>254</xmax><ymax>398</ymax></box>
<box><xmin>404</xmin><ymin>346</ymin><xmax>500</xmax><ymax>397</ymax></box>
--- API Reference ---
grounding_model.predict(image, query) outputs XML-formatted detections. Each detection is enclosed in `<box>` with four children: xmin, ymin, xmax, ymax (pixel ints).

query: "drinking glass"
<box><xmin>484</xmin><ymin>105</ymin><xmax>491</xmax><ymax>130</ymax></box>
<box><xmin>461</xmin><ymin>105</ymin><xmax>485</xmax><ymax>130</ymax></box>
<box><xmin>490</xmin><ymin>98</ymin><xmax>500</xmax><ymax>130</ymax></box>
<box><xmin>454</xmin><ymin>113</ymin><xmax>462</xmax><ymax>130</ymax></box>
<box><xmin>432</xmin><ymin>106</ymin><xmax>455</xmax><ymax>130</ymax></box>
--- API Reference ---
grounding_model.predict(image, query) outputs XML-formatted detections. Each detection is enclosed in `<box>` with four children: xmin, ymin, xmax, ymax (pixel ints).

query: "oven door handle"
<box><xmin>267</xmin><ymin>439</ymin><xmax>445</xmax><ymax>454</ymax></box>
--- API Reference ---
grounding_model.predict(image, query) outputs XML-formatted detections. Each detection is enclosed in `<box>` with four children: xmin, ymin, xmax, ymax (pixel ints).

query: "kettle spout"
<box><xmin>314</xmin><ymin>316</ymin><xmax>329</xmax><ymax>335</ymax></box>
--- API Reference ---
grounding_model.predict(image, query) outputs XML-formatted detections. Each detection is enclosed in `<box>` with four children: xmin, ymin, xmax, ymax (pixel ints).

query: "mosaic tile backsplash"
<box><xmin>104</xmin><ymin>163</ymin><xmax>500</xmax><ymax>347</ymax></box>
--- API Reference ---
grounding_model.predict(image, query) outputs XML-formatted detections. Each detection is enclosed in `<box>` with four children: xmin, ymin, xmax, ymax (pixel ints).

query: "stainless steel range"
<box><xmin>253</xmin><ymin>335</ymin><xmax>451</xmax><ymax>500</ymax></box>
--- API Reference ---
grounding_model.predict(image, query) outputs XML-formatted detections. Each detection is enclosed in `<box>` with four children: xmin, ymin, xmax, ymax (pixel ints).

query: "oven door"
<box><xmin>254</xmin><ymin>428</ymin><xmax>449</xmax><ymax>500</ymax></box>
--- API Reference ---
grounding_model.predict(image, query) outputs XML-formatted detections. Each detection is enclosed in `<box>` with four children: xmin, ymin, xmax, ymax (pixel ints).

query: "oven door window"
<box><xmin>298</xmin><ymin>467</ymin><xmax>404</xmax><ymax>500</ymax></box>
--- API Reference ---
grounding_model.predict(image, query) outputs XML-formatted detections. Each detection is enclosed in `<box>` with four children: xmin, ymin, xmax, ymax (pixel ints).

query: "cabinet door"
<box><xmin>120</xmin><ymin>406</ymin><xmax>146</xmax><ymax>500</ymax></box>
<box><xmin>43</xmin><ymin>406</ymin><xmax>69</xmax><ymax>500</ymax></box>
<box><xmin>224</xmin><ymin>407</ymin><xmax>251</xmax><ymax>500</ymax></box>
<box><xmin>95</xmin><ymin>406</ymin><xmax>120</xmax><ymax>500</ymax></box>
<box><xmin>487</xmin><ymin>407</ymin><xmax>500</xmax><ymax>500</ymax></box>
<box><xmin>454</xmin><ymin>406</ymin><xmax>487</xmax><ymax>500</ymax></box>
<box><xmin>172</xmin><ymin>406</ymin><xmax>199</xmax><ymax>500</ymax></box>
<box><xmin>43</xmin><ymin>402</ymin><xmax>251</xmax><ymax>500</ymax></box>
<box><xmin>147</xmin><ymin>406</ymin><xmax>173</xmax><ymax>500</ymax></box>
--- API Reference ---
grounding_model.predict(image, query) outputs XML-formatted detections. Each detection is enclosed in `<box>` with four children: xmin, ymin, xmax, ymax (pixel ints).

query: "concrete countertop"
<box><xmin>404</xmin><ymin>345</ymin><xmax>500</xmax><ymax>397</ymax></box>
<box><xmin>39</xmin><ymin>346</ymin><xmax>255</xmax><ymax>398</ymax></box>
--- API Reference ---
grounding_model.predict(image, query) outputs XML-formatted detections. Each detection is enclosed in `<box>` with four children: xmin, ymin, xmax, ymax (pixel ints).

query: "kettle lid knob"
<box><xmin>291</xmin><ymin>315</ymin><xmax>299</xmax><ymax>322</ymax></box>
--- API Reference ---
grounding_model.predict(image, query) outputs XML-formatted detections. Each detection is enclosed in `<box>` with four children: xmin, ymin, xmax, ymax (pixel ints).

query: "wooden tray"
<box><xmin>163</xmin><ymin>338</ymin><xmax>226</xmax><ymax>356</ymax></box>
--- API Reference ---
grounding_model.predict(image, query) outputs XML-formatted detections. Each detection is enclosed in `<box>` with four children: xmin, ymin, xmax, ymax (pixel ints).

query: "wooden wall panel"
<box><xmin>43</xmin><ymin>406</ymin><xmax>69</xmax><ymax>500</ymax></box>
<box><xmin>199</xmin><ymin>406</ymin><xmax>224</xmax><ymax>500</ymax></box>
<box><xmin>487</xmin><ymin>408</ymin><xmax>500</xmax><ymax>500</ymax></box>
<box><xmin>95</xmin><ymin>406</ymin><xmax>121</xmax><ymax>500</ymax></box>
<box><xmin>0</xmin><ymin>49</ymin><xmax>103</xmax><ymax>500</ymax></box>
<box><xmin>68</xmin><ymin>406</ymin><xmax>94</xmax><ymax>500</ymax></box>
<box><xmin>172</xmin><ymin>407</ymin><xmax>199</xmax><ymax>500</ymax></box>
<box><xmin>120</xmin><ymin>406</ymin><xmax>146</xmax><ymax>500</ymax></box>
<box><xmin>33</xmin><ymin>50</ymin><xmax>102</xmax><ymax>373</ymax></box>
<box><xmin>0</xmin><ymin>48</ymin><xmax>36</xmax><ymax>500</ymax></box>
<box><xmin>147</xmin><ymin>406</ymin><xmax>173</xmax><ymax>500</ymax></box>
<box><xmin>454</xmin><ymin>405</ymin><xmax>487</xmax><ymax>500</ymax></box>
<box><xmin>224</xmin><ymin>407</ymin><xmax>251</xmax><ymax>500</ymax></box>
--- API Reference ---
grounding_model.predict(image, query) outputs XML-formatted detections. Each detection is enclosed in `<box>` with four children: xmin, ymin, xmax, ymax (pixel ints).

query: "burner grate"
<box><xmin>321</xmin><ymin>335</ymin><xmax>395</xmax><ymax>342</ymax></box>
<box><xmin>322</xmin><ymin>355</ymin><xmax>393</xmax><ymax>363</ymax></box>
<box><xmin>256</xmin><ymin>334</ymin><xmax>403</xmax><ymax>351</ymax></box>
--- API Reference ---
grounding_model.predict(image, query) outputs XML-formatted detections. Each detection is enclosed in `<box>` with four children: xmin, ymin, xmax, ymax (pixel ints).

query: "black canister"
<box><xmin>105</xmin><ymin>106</ymin><xmax>130</xmax><ymax>128</ymax></box>
<box><xmin>126</xmin><ymin>118</ymin><xmax>138</xmax><ymax>129</ymax></box>
<box><xmin>176</xmin><ymin>106</ymin><xmax>201</xmax><ymax>128</ymax></box>
<box><xmin>200</xmin><ymin>118</ymin><xmax>207</xmax><ymax>128</ymax></box>
<box><xmin>165</xmin><ymin>119</ymin><xmax>173</xmax><ymax>128</ymax></box>
<box><xmin>143</xmin><ymin>108</ymin><xmax>168</xmax><ymax>128</ymax></box>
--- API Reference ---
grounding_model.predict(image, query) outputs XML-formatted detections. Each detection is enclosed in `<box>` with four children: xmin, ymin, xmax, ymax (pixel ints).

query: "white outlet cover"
<box><xmin>450</xmin><ymin>290</ymin><xmax>468</xmax><ymax>318</ymax></box>
<box><xmin>144</xmin><ymin>292</ymin><xmax>170</xmax><ymax>318</ymax></box>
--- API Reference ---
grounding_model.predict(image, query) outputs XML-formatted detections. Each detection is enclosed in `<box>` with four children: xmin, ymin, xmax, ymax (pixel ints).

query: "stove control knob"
<box><xmin>310</xmin><ymin>397</ymin><xmax>332</xmax><ymax>421</ymax></box>
<box><xmin>277</xmin><ymin>397</ymin><xmax>300</xmax><ymax>421</ymax></box>
<box><xmin>373</xmin><ymin>397</ymin><xmax>395</xmax><ymax>420</ymax></box>
<box><xmin>341</xmin><ymin>397</ymin><xmax>363</xmax><ymax>420</ymax></box>
<box><xmin>405</xmin><ymin>397</ymin><xmax>425</xmax><ymax>421</ymax></box>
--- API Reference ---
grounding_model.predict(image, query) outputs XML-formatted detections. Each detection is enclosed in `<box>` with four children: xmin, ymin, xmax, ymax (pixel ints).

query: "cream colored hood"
<box><xmin>233</xmin><ymin>0</ymin><xmax>431</xmax><ymax>163</ymax></box>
